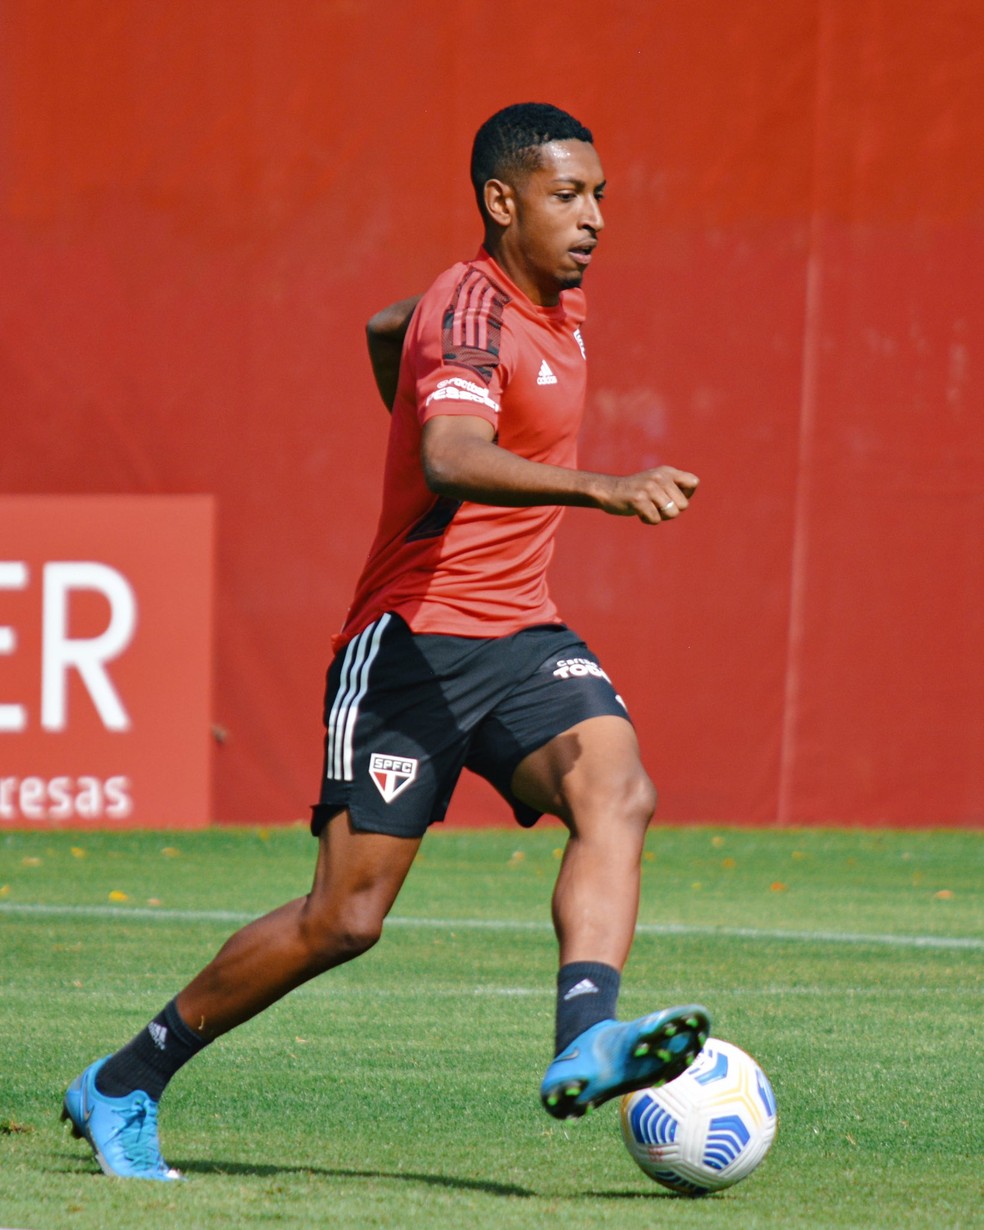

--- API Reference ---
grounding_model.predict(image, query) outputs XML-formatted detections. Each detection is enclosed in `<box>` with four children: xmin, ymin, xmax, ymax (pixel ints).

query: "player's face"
<box><xmin>495</xmin><ymin>140</ymin><xmax>606</xmax><ymax>307</ymax></box>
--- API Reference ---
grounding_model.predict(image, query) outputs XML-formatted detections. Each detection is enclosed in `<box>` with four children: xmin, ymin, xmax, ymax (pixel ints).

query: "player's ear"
<box><xmin>483</xmin><ymin>178</ymin><xmax>515</xmax><ymax>228</ymax></box>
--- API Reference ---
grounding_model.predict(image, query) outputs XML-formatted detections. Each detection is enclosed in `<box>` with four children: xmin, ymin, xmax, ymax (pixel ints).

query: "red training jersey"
<box><xmin>336</xmin><ymin>248</ymin><xmax>588</xmax><ymax>649</ymax></box>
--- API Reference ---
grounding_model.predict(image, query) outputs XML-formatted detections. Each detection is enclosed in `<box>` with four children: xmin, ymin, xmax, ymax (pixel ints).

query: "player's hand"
<box><xmin>596</xmin><ymin>466</ymin><xmax>699</xmax><ymax>524</ymax></box>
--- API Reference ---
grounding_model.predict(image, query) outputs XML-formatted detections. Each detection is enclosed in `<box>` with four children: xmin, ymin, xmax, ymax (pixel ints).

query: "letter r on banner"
<box><xmin>42</xmin><ymin>562</ymin><xmax>137</xmax><ymax>731</ymax></box>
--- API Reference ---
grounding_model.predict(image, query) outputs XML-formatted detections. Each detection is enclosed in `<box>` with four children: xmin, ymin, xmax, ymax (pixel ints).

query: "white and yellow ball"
<box><xmin>620</xmin><ymin>1037</ymin><xmax>777</xmax><ymax>1196</ymax></box>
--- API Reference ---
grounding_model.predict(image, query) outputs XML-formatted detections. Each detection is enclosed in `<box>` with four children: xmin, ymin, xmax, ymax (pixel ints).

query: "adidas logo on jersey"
<box><xmin>536</xmin><ymin>360</ymin><xmax>558</xmax><ymax>385</ymax></box>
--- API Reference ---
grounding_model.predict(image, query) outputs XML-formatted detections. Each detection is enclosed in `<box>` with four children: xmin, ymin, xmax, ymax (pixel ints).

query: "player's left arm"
<box><xmin>422</xmin><ymin>414</ymin><xmax>698</xmax><ymax>523</ymax></box>
<box><xmin>366</xmin><ymin>296</ymin><xmax>422</xmax><ymax>411</ymax></box>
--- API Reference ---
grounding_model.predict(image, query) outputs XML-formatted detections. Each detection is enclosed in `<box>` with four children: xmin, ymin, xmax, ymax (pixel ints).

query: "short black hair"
<box><xmin>470</xmin><ymin>102</ymin><xmax>594</xmax><ymax>216</ymax></box>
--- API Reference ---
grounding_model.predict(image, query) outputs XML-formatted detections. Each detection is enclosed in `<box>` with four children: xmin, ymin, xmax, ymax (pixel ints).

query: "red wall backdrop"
<box><xmin>1</xmin><ymin>0</ymin><xmax>981</xmax><ymax>827</ymax></box>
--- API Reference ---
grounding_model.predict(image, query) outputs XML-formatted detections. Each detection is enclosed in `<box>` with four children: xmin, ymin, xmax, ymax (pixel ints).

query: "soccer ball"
<box><xmin>619</xmin><ymin>1037</ymin><xmax>777</xmax><ymax>1196</ymax></box>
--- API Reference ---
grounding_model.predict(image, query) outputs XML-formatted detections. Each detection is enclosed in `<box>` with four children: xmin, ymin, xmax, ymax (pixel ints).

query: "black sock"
<box><xmin>554</xmin><ymin>961</ymin><xmax>621</xmax><ymax>1055</ymax></box>
<box><xmin>95</xmin><ymin>999</ymin><xmax>209</xmax><ymax>1101</ymax></box>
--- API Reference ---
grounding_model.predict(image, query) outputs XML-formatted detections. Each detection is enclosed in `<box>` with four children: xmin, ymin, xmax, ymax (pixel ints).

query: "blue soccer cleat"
<box><xmin>61</xmin><ymin>1056</ymin><xmax>182</xmax><ymax>1181</ymax></box>
<box><xmin>540</xmin><ymin>1004</ymin><xmax>711</xmax><ymax>1120</ymax></box>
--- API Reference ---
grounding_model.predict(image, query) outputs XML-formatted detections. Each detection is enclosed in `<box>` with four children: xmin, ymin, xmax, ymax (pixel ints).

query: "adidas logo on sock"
<box><xmin>536</xmin><ymin>360</ymin><xmax>557</xmax><ymax>385</ymax></box>
<box><xmin>563</xmin><ymin>978</ymin><xmax>599</xmax><ymax>1001</ymax></box>
<box><xmin>148</xmin><ymin>1022</ymin><xmax>169</xmax><ymax>1051</ymax></box>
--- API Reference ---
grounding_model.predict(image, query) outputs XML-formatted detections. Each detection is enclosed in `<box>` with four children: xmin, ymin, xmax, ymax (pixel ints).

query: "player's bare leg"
<box><xmin>513</xmin><ymin>716</ymin><xmax>710</xmax><ymax>1118</ymax></box>
<box><xmin>176</xmin><ymin>814</ymin><xmax>422</xmax><ymax>1039</ymax></box>
<box><xmin>512</xmin><ymin>715</ymin><xmax>653</xmax><ymax>968</ymax></box>
<box><xmin>63</xmin><ymin>813</ymin><xmax>421</xmax><ymax>1178</ymax></box>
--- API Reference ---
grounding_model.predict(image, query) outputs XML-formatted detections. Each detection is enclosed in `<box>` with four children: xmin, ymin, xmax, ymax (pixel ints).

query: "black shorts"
<box><xmin>311</xmin><ymin>614</ymin><xmax>630</xmax><ymax>838</ymax></box>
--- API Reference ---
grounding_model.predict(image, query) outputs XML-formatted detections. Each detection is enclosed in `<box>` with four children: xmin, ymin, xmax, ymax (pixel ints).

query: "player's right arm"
<box><xmin>366</xmin><ymin>296</ymin><xmax>422</xmax><ymax>412</ymax></box>
<box><xmin>421</xmin><ymin>414</ymin><xmax>699</xmax><ymax>524</ymax></box>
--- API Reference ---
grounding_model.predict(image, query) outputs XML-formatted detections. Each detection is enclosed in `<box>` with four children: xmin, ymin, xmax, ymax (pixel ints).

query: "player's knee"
<box><xmin>618</xmin><ymin>768</ymin><xmax>658</xmax><ymax>828</ymax></box>
<box><xmin>587</xmin><ymin>764</ymin><xmax>657</xmax><ymax>832</ymax></box>
<box><xmin>566</xmin><ymin>764</ymin><xmax>657</xmax><ymax>834</ymax></box>
<box><xmin>299</xmin><ymin>901</ymin><xmax>384</xmax><ymax>969</ymax></box>
<box><xmin>330</xmin><ymin>915</ymin><xmax>383</xmax><ymax>962</ymax></box>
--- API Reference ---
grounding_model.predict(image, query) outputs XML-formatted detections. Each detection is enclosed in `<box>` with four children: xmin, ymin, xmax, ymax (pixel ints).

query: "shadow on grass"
<box><xmin>56</xmin><ymin>1153</ymin><xmax>688</xmax><ymax>1202</ymax></box>
<box><xmin>583</xmin><ymin>1187</ymin><xmax>708</xmax><ymax>1200</ymax></box>
<box><xmin>177</xmin><ymin>1159</ymin><xmax>536</xmax><ymax>1197</ymax></box>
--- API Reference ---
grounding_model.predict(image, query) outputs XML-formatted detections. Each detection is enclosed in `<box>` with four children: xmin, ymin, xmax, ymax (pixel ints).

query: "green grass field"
<box><xmin>1</xmin><ymin>824</ymin><xmax>981</xmax><ymax>1229</ymax></box>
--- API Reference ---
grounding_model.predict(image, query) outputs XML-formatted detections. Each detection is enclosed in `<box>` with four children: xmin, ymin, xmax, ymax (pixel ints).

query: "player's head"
<box><xmin>471</xmin><ymin>103</ymin><xmax>594</xmax><ymax>220</ymax></box>
<box><xmin>471</xmin><ymin>103</ymin><xmax>605</xmax><ymax>307</ymax></box>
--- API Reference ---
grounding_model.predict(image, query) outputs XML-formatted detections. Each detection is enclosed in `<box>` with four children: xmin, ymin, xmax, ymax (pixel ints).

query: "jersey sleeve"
<box><xmin>411</xmin><ymin>266</ymin><xmax>512</xmax><ymax>429</ymax></box>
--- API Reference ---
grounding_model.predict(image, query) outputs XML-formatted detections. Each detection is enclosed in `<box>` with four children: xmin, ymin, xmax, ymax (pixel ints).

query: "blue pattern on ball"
<box><xmin>702</xmin><ymin>1114</ymin><xmax>752</xmax><ymax>1170</ymax></box>
<box><xmin>757</xmin><ymin>1068</ymin><xmax>777</xmax><ymax>1116</ymax></box>
<box><xmin>692</xmin><ymin>1049</ymin><xmax>729</xmax><ymax>1085</ymax></box>
<box><xmin>629</xmin><ymin>1093</ymin><xmax>678</xmax><ymax>1146</ymax></box>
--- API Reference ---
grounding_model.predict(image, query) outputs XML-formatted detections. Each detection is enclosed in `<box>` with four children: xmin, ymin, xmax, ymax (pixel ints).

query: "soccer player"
<box><xmin>63</xmin><ymin>102</ymin><xmax>710</xmax><ymax>1181</ymax></box>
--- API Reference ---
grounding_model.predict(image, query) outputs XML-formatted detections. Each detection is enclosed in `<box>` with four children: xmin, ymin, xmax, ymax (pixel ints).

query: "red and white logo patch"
<box><xmin>368</xmin><ymin>753</ymin><xmax>418</xmax><ymax>803</ymax></box>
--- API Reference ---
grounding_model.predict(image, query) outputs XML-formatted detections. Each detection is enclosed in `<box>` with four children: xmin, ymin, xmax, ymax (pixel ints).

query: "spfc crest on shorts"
<box><xmin>368</xmin><ymin>753</ymin><xmax>418</xmax><ymax>803</ymax></box>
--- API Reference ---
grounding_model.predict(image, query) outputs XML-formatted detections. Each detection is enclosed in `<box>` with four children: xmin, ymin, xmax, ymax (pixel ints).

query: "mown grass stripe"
<box><xmin>0</xmin><ymin>901</ymin><xmax>979</xmax><ymax>950</ymax></box>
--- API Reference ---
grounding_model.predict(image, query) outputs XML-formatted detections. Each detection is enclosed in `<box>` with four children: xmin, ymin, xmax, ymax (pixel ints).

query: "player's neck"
<box><xmin>481</xmin><ymin>234</ymin><xmax>560</xmax><ymax>308</ymax></box>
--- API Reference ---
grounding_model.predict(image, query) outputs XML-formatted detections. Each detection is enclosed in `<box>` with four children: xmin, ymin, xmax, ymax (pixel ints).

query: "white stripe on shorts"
<box><xmin>326</xmin><ymin>614</ymin><xmax>391</xmax><ymax>782</ymax></box>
